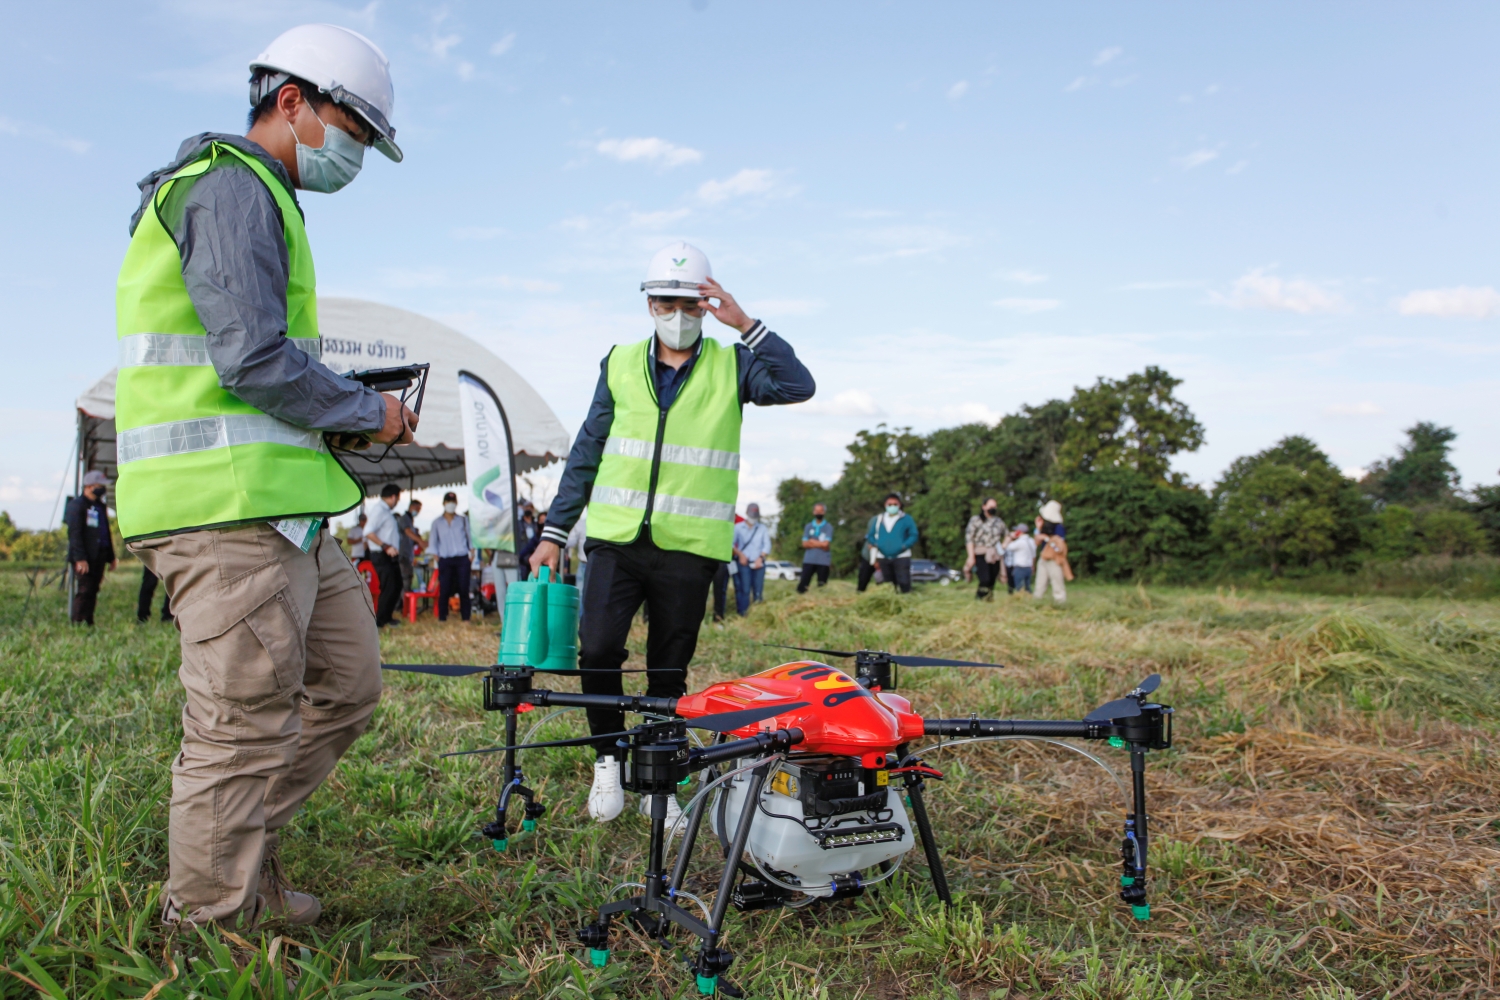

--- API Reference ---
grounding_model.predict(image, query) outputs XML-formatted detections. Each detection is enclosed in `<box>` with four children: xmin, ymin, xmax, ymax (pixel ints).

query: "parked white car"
<box><xmin>763</xmin><ymin>560</ymin><xmax>799</xmax><ymax>581</ymax></box>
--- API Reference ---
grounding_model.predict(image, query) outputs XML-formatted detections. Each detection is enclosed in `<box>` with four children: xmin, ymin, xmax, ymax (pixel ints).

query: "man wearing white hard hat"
<box><xmin>116</xmin><ymin>24</ymin><xmax>414</xmax><ymax>930</ymax></box>
<box><xmin>531</xmin><ymin>242</ymin><xmax>815</xmax><ymax>824</ymax></box>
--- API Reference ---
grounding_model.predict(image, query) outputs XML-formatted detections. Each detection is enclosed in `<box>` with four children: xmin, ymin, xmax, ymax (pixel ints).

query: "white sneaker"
<box><xmin>588</xmin><ymin>757</ymin><xmax>625</xmax><ymax>823</ymax></box>
<box><xmin>639</xmin><ymin>792</ymin><xmax>684</xmax><ymax>829</ymax></box>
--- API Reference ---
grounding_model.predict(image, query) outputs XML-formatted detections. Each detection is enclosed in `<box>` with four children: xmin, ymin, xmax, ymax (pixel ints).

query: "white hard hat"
<box><xmin>250</xmin><ymin>24</ymin><xmax>402</xmax><ymax>163</ymax></box>
<box><xmin>641</xmin><ymin>242</ymin><xmax>711</xmax><ymax>297</ymax></box>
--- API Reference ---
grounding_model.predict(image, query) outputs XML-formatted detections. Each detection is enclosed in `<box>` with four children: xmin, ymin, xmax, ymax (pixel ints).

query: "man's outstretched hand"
<box><xmin>530</xmin><ymin>540</ymin><xmax>561</xmax><ymax>577</ymax></box>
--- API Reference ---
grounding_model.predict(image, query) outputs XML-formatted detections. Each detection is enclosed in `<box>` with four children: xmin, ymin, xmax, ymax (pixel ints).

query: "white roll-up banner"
<box><xmin>457</xmin><ymin>371</ymin><xmax>518</xmax><ymax>552</ymax></box>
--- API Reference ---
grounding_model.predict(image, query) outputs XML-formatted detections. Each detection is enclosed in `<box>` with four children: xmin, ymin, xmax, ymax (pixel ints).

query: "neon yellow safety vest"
<box><xmin>586</xmin><ymin>337</ymin><xmax>742</xmax><ymax>561</ymax></box>
<box><xmin>113</xmin><ymin>142</ymin><xmax>363</xmax><ymax>540</ymax></box>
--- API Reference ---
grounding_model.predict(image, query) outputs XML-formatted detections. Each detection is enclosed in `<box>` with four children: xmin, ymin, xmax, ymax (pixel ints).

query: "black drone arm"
<box><xmin>691</xmin><ymin>728</ymin><xmax>805</xmax><ymax>767</ymax></box>
<box><xmin>526</xmin><ymin>690</ymin><xmax>680</xmax><ymax>715</ymax></box>
<box><xmin>923</xmin><ymin>718</ymin><xmax>1096</xmax><ymax>739</ymax></box>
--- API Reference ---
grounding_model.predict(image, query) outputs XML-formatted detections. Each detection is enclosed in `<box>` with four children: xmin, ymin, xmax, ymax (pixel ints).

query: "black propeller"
<box><xmin>1084</xmin><ymin>674</ymin><xmax>1164</xmax><ymax>722</ymax></box>
<box><xmin>765</xmin><ymin>644</ymin><xmax>1004</xmax><ymax>669</ymax></box>
<box><xmin>442</xmin><ymin>701</ymin><xmax>810</xmax><ymax>759</ymax></box>
<box><xmin>382</xmin><ymin>663</ymin><xmax>665</xmax><ymax>678</ymax></box>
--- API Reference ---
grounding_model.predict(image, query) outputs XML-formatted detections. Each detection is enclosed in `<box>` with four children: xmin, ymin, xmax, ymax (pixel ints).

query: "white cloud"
<box><xmin>1341</xmin><ymin>466</ymin><xmax>1368</xmax><ymax>480</ymax></box>
<box><xmin>0</xmin><ymin>115</ymin><xmax>89</xmax><ymax>154</ymax></box>
<box><xmin>1217</xmin><ymin>267</ymin><xmax>1345</xmax><ymax>315</ymax></box>
<box><xmin>854</xmin><ymin>225</ymin><xmax>965</xmax><ymax>263</ymax></box>
<box><xmin>1226</xmin><ymin>160</ymin><xmax>1248</xmax><ymax>175</ymax></box>
<box><xmin>1002</xmin><ymin>269</ymin><xmax>1049</xmax><ymax>285</ymax></box>
<box><xmin>994</xmin><ymin>297</ymin><xmax>1061</xmax><ymax>314</ymax></box>
<box><xmin>1094</xmin><ymin>46</ymin><xmax>1123</xmax><ymax>66</ymax></box>
<box><xmin>796</xmin><ymin>389</ymin><xmax>883</xmax><ymax>417</ymax></box>
<box><xmin>1064</xmin><ymin>76</ymin><xmax>1089</xmax><ymax>93</ymax></box>
<box><xmin>1325</xmin><ymin>402</ymin><xmax>1383</xmax><ymax>417</ymax></box>
<box><xmin>1175</xmin><ymin>146</ymin><xmax>1223</xmax><ymax>170</ymax></box>
<box><xmin>424</xmin><ymin>32</ymin><xmax>463</xmax><ymax>59</ymax></box>
<box><xmin>456</xmin><ymin>60</ymin><xmax>475</xmax><ymax>81</ymax></box>
<box><xmin>1395</xmin><ymin>285</ymin><xmax>1500</xmax><ymax>319</ymax></box>
<box><xmin>627</xmin><ymin>208</ymin><xmax>691</xmax><ymax>229</ymax></box>
<box><xmin>947</xmin><ymin>81</ymin><xmax>969</xmax><ymax>100</ymax></box>
<box><xmin>490</xmin><ymin>33</ymin><xmax>516</xmax><ymax>55</ymax></box>
<box><xmin>596</xmin><ymin>136</ymin><xmax>703</xmax><ymax>168</ymax></box>
<box><xmin>939</xmin><ymin>402</ymin><xmax>1005</xmax><ymax>425</ymax></box>
<box><xmin>697</xmin><ymin>168</ymin><xmax>776</xmax><ymax>204</ymax></box>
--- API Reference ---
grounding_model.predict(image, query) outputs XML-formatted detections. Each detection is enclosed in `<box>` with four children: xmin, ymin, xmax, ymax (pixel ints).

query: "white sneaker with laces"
<box><xmin>588</xmin><ymin>756</ymin><xmax>625</xmax><ymax>822</ymax></box>
<box><xmin>639</xmin><ymin>792</ymin><xmax>684</xmax><ymax>829</ymax></box>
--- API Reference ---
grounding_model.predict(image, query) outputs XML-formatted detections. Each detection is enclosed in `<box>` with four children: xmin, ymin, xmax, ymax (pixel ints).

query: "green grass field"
<box><xmin>2</xmin><ymin>566</ymin><xmax>1498</xmax><ymax>999</ymax></box>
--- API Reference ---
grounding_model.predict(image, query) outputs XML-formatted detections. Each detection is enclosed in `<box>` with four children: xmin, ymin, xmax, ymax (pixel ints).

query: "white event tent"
<box><xmin>74</xmin><ymin>298</ymin><xmax>570</xmax><ymax>496</ymax></box>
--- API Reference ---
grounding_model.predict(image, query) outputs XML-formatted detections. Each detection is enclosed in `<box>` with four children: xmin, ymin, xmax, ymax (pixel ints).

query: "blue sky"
<box><xmin>3</xmin><ymin>1</ymin><xmax>1498</xmax><ymax>529</ymax></box>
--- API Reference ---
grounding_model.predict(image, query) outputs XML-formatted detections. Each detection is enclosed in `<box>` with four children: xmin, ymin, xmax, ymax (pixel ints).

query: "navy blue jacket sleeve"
<box><xmin>541</xmin><ymin>354</ymin><xmax>615</xmax><ymax>545</ymax></box>
<box><xmin>736</xmin><ymin>322</ymin><xmax>815</xmax><ymax>406</ymax></box>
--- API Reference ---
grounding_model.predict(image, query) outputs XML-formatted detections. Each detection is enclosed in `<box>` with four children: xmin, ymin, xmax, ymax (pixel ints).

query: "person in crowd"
<box><xmin>397</xmin><ymin>498</ymin><xmax>422</xmax><ymax>595</ymax></box>
<box><xmin>518</xmin><ymin>512</ymin><xmax>547</xmax><ymax>578</ymax></box>
<box><xmin>528</xmin><ymin>241</ymin><xmax>814</xmax><ymax>825</ymax></box>
<box><xmin>137</xmin><ymin>568</ymin><xmax>173</xmax><ymax>623</ymax></box>
<box><xmin>1005</xmin><ymin>524</ymin><xmax>1037</xmax><ymax>595</ymax></box>
<box><xmin>796</xmin><ymin>503</ymin><xmax>833</xmax><ymax>593</ymax></box>
<box><xmin>517</xmin><ymin>506</ymin><xmax>539</xmax><ymax>581</ymax></box>
<box><xmin>68</xmin><ymin>470</ymin><xmax>116</xmax><ymax>625</ymax></box>
<box><xmin>867</xmin><ymin>493</ymin><xmax>918</xmax><ymax>594</ymax></box>
<box><xmin>732</xmin><ymin>503</ymin><xmax>772</xmax><ymax>615</ymax></box>
<box><xmin>1002</xmin><ymin>521</ymin><xmax>1018</xmax><ymax>593</ymax></box>
<box><xmin>346</xmin><ymin>512</ymin><xmax>367</xmax><ymax>562</ymax></box>
<box><xmin>365</xmin><ymin>484</ymin><xmax>405</xmax><ymax>627</ymax></box>
<box><xmin>964</xmin><ymin>498</ymin><xmax>1008</xmax><ymax>601</ymax></box>
<box><xmin>566</xmin><ymin>509</ymin><xmax>589</xmax><ymax>599</ymax></box>
<box><xmin>855</xmin><ymin>511</ymin><xmax>881</xmax><ymax>592</ymax></box>
<box><xmin>429</xmin><ymin>491</ymin><xmax>474</xmax><ymax>622</ymax></box>
<box><xmin>1034</xmin><ymin>500</ymin><xmax>1073</xmax><ymax>603</ymax></box>
<box><xmin>115</xmin><ymin>24</ymin><xmax>411</xmax><ymax>930</ymax></box>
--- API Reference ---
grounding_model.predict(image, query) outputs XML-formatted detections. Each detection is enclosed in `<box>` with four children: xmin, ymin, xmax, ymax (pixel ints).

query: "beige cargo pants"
<box><xmin>130</xmin><ymin>523</ymin><xmax>382</xmax><ymax>926</ymax></box>
<box><xmin>1034</xmin><ymin>559</ymin><xmax>1067</xmax><ymax>602</ymax></box>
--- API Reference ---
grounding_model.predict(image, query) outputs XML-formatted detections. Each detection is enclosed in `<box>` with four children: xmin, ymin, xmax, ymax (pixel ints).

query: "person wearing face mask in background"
<box><xmin>530</xmin><ymin>241</ymin><xmax>815</xmax><ymax>825</ymax></box>
<box><xmin>796</xmin><ymin>502</ymin><xmax>834</xmax><ymax>593</ymax></box>
<box><xmin>964</xmin><ymin>498</ymin><xmax>1007</xmax><ymax>601</ymax></box>
<box><xmin>67</xmin><ymin>470</ymin><xmax>117</xmax><ymax>625</ymax></box>
<box><xmin>732</xmin><ymin>502</ymin><xmax>772</xmax><ymax>614</ymax></box>
<box><xmin>867</xmin><ymin>493</ymin><xmax>919</xmax><ymax>594</ymax></box>
<box><xmin>429</xmin><ymin>492</ymin><xmax>476</xmax><ymax>622</ymax></box>
<box><xmin>115</xmin><ymin>25</ymin><xmax>414</xmax><ymax>931</ymax></box>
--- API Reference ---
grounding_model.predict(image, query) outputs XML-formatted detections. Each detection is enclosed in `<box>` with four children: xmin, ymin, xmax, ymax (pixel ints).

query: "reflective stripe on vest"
<box><xmin>586</xmin><ymin>337</ymin><xmax>742</xmax><ymax>561</ymax></box>
<box><xmin>118</xmin><ymin>332</ymin><xmax>321</xmax><ymax>367</ymax></box>
<box><xmin>113</xmin><ymin>141</ymin><xmax>362</xmax><ymax>540</ymax></box>
<box><xmin>118</xmin><ymin>414</ymin><xmax>326</xmax><ymax>465</ymax></box>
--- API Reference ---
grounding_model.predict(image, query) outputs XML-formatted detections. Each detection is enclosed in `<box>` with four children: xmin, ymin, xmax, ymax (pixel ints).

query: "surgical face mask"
<box><xmin>813</xmin><ymin>513</ymin><xmax>824</xmax><ymax>522</ymax></box>
<box><xmin>287</xmin><ymin>111</ymin><xmax>365</xmax><ymax>193</ymax></box>
<box><xmin>746</xmin><ymin>511</ymin><xmax>760</xmax><ymax>523</ymax></box>
<box><xmin>444</xmin><ymin>502</ymin><xmax>458</xmax><ymax>514</ymax></box>
<box><xmin>653</xmin><ymin>307</ymin><xmax>703</xmax><ymax>351</ymax></box>
<box><xmin>885</xmin><ymin>504</ymin><xmax>900</xmax><ymax>516</ymax></box>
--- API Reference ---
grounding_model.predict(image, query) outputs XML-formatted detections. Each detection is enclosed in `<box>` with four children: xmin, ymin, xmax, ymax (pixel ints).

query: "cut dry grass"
<box><xmin>2</xmin><ymin>569</ymin><xmax>1498</xmax><ymax>998</ymax></box>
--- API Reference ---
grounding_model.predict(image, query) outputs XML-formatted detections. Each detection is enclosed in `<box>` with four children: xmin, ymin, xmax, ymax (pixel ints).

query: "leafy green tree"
<box><xmin>1056</xmin><ymin>467</ymin><xmax>1214</xmax><ymax>580</ymax></box>
<box><xmin>0</xmin><ymin>510</ymin><xmax>18</xmax><ymax>559</ymax></box>
<box><xmin>824</xmin><ymin>424</ymin><xmax>929</xmax><ymax>569</ymax></box>
<box><xmin>1415</xmin><ymin>508</ymin><xmax>1489</xmax><ymax>556</ymax></box>
<box><xmin>1056</xmin><ymin>366</ymin><xmax>1205</xmax><ymax>483</ymax></box>
<box><xmin>1362</xmin><ymin>422</ymin><xmax>1460</xmax><ymax>506</ymax></box>
<box><xmin>1212</xmin><ymin>436</ymin><xmax>1369</xmax><ymax>574</ymax></box>
<box><xmin>1470</xmin><ymin>484</ymin><xmax>1500</xmax><ymax>554</ymax></box>
<box><xmin>1366</xmin><ymin>505</ymin><xmax>1419</xmax><ymax>560</ymax></box>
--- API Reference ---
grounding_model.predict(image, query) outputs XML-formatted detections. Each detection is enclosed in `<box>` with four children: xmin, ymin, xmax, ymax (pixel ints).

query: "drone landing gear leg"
<box><xmin>481</xmin><ymin>709</ymin><xmax>544</xmax><ymax>852</ymax></box>
<box><xmin>690</xmin><ymin>763</ymin><xmax>767</xmax><ymax>998</ymax></box>
<box><xmin>903</xmin><ymin>775</ymin><xmax>952</xmax><ymax>906</ymax></box>
<box><xmin>1120</xmin><ymin>747</ymin><xmax>1151</xmax><ymax>920</ymax></box>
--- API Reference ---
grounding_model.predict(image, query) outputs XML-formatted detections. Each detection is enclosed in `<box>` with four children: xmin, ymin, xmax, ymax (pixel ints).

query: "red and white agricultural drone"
<box><xmin>383</xmin><ymin>648</ymin><xmax>1174</xmax><ymax>997</ymax></box>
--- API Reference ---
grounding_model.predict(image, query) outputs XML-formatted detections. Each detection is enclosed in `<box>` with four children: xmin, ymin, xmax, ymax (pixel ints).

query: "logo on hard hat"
<box><xmin>672</xmin><ymin>258</ymin><xmax>687</xmax><ymax>267</ymax></box>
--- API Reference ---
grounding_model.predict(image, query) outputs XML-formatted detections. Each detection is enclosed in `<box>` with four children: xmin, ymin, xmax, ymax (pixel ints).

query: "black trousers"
<box><xmin>797</xmin><ymin>563</ymin><xmax>830</xmax><ymax>592</ymax></box>
<box><xmin>370</xmin><ymin>551</ymin><xmax>403</xmax><ymax>626</ymax></box>
<box><xmin>580</xmin><ymin>535</ymin><xmax>718</xmax><ymax>756</ymax></box>
<box><xmin>71</xmin><ymin>560</ymin><xmax>106</xmax><ymax>624</ymax></box>
<box><xmin>974</xmin><ymin>555</ymin><xmax>1001</xmax><ymax>598</ymax></box>
<box><xmin>712</xmin><ymin>562</ymin><xmax>729</xmax><ymax>621</ymax></box>
<box><xmin>436</xmin><ymin>555</ymin><xmax>471</xmax><ymax>621</ymax></box>
<box><xmin>856</xmin><ymin>558</ymin><xmax>877</xmax><ymax>592</ymax></box>
<box><xmin>879</xmin><ymin>556</ymin><xmax>913</xmax><ymax>594</ymax></box>
<box><xmin>137</xmin><ymin>568</ymin><xmax>172</xmax><ymax>621</ymax></box>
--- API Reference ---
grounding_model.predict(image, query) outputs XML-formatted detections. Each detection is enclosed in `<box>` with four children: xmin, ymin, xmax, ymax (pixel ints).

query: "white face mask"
<box><xmin>653</xmin><ymin>307</ymin><xmax>703</xmax><ymax>350</ymax></box>
<box><xmin>443</xmin><ymin>502</ymin><xmax>458</xmax><ymax>514</ymax></box>
<box><xmin>886</xmin><ymin>505</ymin><xmax>901</xmax><ymax>516</ymax></box>
<box><xmin>287</xmin><ymin>110</ymin><xmax>365</xmax><ymax>193</ymax></box>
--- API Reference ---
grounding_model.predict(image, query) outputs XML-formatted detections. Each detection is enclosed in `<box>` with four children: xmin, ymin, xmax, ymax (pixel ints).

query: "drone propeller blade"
<box><xmin>888</xmin><ymin>654</ymin><xmax>1005</xmax><ymax>669</ymax></box>
<box><xmin>533</xmin><ymin>667</ymin><xmax>659</xmax><ymax>675</ymax></box>
<box><xmin>764</xmin><ymin>643</ymin><xmax>856</xmax><ymax>659</ymax></box>
<box><xmin>441</xmin><ymin>728</ymin><xmax>638</xmax><ymax>758</ymax></box>
<box><xmin>684</xmin><ymin>701</ymin><xmax>810</xmax><ymax>734</ymax></box>
<box><xmin>1085</xmin><ymin>696</ymin><xmax>1143</xmax><ymax>723</ymax></box>
<box><xmin>1136</xmin><ymin>673</ymin><xmax>1162</xmax><ymax>695</ymax></box>
<box><xmin>382</xmin><ymin>663</ymin><xmax>490</xmax><ymax>678</ymax></box>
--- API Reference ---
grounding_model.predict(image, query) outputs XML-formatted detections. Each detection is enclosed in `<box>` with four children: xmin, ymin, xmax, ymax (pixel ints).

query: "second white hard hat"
<box><xmin>641</xmin><ymin>242</ymin><xmax>711</xmax><ymax>297</ymax></box>
<box><xmin>250</xmin><ymin>24</ymin><xmax>402</xmax><ymax>162</ymax></box>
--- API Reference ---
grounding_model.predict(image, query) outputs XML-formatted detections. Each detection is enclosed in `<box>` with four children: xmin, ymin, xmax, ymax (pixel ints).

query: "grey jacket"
<box><xmin>129</xmin><ymin>133</ymin><xmax>385</xmax><ymax>434</ymax></box>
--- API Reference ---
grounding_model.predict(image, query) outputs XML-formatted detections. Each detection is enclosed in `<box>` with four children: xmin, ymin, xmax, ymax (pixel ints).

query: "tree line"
<box><xmin>773</xmin><ymin>367</ymin><xmax>1499</xmax><ymax>580</ymax></box>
